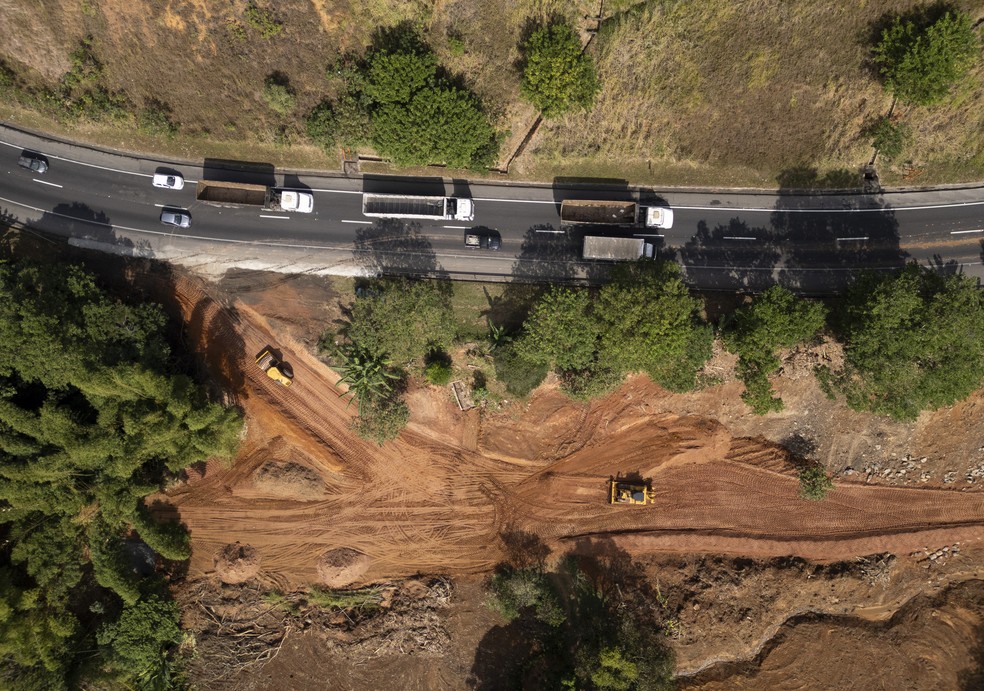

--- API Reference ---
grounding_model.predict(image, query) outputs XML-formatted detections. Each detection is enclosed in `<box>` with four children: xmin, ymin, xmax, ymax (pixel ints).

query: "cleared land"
<box><xmin>144</xmin><ymin>270</ymin><xmax>984</xmax><ymax>593</ymax></box>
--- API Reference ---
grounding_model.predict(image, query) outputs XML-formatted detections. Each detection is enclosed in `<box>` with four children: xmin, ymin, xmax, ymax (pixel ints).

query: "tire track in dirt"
<box><xmin>157</xmin><ymin>270</ymin><xmax>984</xmax><ymax>587</ymax></box>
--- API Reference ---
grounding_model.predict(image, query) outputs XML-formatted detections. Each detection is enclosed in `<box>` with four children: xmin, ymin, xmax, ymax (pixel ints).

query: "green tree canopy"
<box><xmin>515</xmin><ymin>287</ymin><xmax>600</xmax><ymax>371</ymax></box>
<box><xmin>97</xmin><ymin>596</ymin><xmax>182</xmax><ymax>680</ymax></box>
<box><xmin>484</xmin><ymin>559</ymin><xmax>673</xmax><ymax>690</ymax></box>
<box><xmin>838</xmin><ymin>263</ymin><xmax>984</xmax><ymax>420</ymax></box>
<box><xmin>351</xmin><ymin>30</ymin><xmax>499</xmax><ymax>168</ymax></box>
<box><xmin>864</xmin><ymin>117</ymin><xmax>912</xmax><ymax>161</ymax></box>
<box><xmin>873</xmin><ymin>8</ymin><xmax>979</xmax><ymax>106</ymax></box>
<box><xmin>596</xmin><ymin>262</ymin><xmax>713</xmax><ymax>392</ymax></box>
<box><xmin>725</xmin><ymin>286</ymin><xmax>827</xmax><ymax>414</ymax></box>
<box><xmin>344</xmin><ymin>278</ymin><xmax>455</xmax><ymax>364</ymax></box>
<box><xmin>520</xmin><ymin>21</ymin><xmax>600</xmax><ymax>117</ymax></box>
<box><xmin>372</xmin><ymin>86</ymin><xmax>498</xmax><ymax>168</ymax></box>
<box><xmin>0</xmin><ymin>260</ymin><xmax>242</xmax><ymax>684</ymax></box>
<box><xmin>363</xmin><ymin>50</ymin><xmax>438</xmax><ymax>105</ymax></box>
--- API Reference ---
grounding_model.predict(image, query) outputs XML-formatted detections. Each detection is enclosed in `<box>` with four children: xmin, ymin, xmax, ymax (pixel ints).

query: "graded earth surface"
<box><xmin>114</xmin><ymin>262</ymin><xmax>983</xmax><ymax>689</ymax></box>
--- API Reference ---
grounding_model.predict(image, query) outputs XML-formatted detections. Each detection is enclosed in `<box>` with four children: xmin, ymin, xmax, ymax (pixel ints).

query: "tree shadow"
<box><xmin>352</xmin><ymin>218</ymin><xmax>447</xmax><ymax>279</ymax></box>
<box><xmin>470</xmin><ymin>538</ymin><xmax>673</xmax><ymax>690</ymax></box>
<box><xmin>678</xmin><ymin>217</ymin><xmax>781</xmax><ymax>293</ymax></box>
<box><xmin>37</xmin><ymin>202</ymin><xmax>121</xmax><ymax>245</ymax></box>
<box><xmin>499</xmin><ymin>528</ymin><xmax>551</xmax><ymax>570</ymax></box>
<box><xmin>780</xmin><ymin>433</ymin><xmax>818</xmax><ymax>466</ymax></box>
<box><xmin>772</xmin><ymin>170</ymin><xmax>907</xmax><ymax>295</ymax></box>
<box><xmin>369</xmin><ymin>20</ymin><xmax>432</xmax><ymax>55</ymax></box>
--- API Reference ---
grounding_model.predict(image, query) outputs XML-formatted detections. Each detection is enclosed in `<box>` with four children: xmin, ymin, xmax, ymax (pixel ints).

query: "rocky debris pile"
<box><xmin>843</xmin><ymin>452</ymin><xmax>984</xmax><ymax>489</ymax></box>
<box><xmin>854</xmin><ymin>553</ymin><xmax>896</xmax><ymax>586</ymax></box>
<box><xmin>851</xmin><ymin>455</ymin><xmax>931</xmax><ymax>485</ymax></box>
<box><xmin>962</xmin><ymin>461</ymin><xmax>984</xmax><ymax>484</ymax></box>
<box><xmin>911</xmin><ymin>544</ymin><xmax>961</xmax><ymax>568</ymax></box>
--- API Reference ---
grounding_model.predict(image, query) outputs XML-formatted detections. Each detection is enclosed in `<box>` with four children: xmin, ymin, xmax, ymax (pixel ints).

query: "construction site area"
<box><xmin>132</xmin><ymin>264</ymin><xmax>984</xmax><ymax>689</ymax></box>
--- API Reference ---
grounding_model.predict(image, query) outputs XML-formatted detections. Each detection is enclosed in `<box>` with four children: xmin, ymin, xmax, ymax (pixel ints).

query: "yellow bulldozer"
<box><xmin>609</xmin><ymin>479</ymin><xmax>653</xmax><ymax>505</ymax></box>
<box><xmin>256</xmin><ymin>348</ymin><xmax>294</xmax><ymax>387</ymax></box>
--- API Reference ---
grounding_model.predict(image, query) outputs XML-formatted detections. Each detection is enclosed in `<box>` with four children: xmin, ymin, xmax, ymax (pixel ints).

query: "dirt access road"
<box><xmin>155</xmin><ymin>271</ymin><xmax>984</xmax><ymax>590</ymax></box>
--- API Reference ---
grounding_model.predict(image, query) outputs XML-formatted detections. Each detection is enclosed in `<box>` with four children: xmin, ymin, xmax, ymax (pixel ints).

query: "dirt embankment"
<box><xmin>682</xmin><ymin>578</ymin><xmax>984</xmax><ymax>690</ymax></box>
<box><xmin>145</xmin><ymin>269</ymin><xmax>984</xmax><ymax>592</ymax></box>
<box><xmin>122</xmin><ymin>265</ymin><xmax>984</xmax><ymax>688</ymax></box>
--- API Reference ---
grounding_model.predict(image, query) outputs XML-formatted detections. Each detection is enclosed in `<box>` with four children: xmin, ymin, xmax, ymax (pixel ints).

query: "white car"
<box><xmin>152</xmin><ymin>171</ymin><xmax>184</xmax><ymax>190</ymax></box>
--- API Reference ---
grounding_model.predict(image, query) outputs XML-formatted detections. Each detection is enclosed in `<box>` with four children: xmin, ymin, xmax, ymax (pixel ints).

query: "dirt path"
<box><xmin>156</xmin><ymin>272</ymin><xmax>984</xmax><ymax>589</ymax></box>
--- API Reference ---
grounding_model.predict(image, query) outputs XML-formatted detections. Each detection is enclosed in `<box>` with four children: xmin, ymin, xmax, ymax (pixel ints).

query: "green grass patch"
<box><xmin>450</xmin><ymin>281</ymin><xmax>506</xmax><ymax>340</ymax></box>
<box><xmin>244</xmin><ymin>2</ymin><xmax>283</xmax><ymax>38</ymax></box>
<box><xmin>306</xmin><ymin>587</ymin><xmax>383</xmax><ymax>611</ymax></box>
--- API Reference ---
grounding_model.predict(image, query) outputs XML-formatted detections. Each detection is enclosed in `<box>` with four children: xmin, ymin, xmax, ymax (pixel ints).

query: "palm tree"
<box><xmin>334</xmin><ymin>344</ymin><xmax>400</xmax><ymax>413</ymax></box>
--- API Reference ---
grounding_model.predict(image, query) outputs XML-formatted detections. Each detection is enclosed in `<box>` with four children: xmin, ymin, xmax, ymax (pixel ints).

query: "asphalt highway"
<box><xmin>2</xmin><ymin>124</ymin><xmax>982</xmax><ymax>293</ymax></box>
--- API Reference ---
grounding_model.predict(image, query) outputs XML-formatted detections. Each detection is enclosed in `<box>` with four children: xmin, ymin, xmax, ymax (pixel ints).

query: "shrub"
<box><xmin>244</xmin><ymin>1</ymin><xmax>283</xmax><ymax>38</ymax></box>
<box><xmin>493</xmin><ymin>342</ymin><xmax>548</xmax><ymax>397</ymax></box>
<box><xmin>305</xmin><ymin>100</ymin><xmax>338</xmax><ymax>149</ymax></box>
<box><xmin>353</xmin><ymin>395</ymin><xmax>409</xmax><ymax>444</ymax></box>
<box><xmin>520</xmin><ymin>21</ymin><xmax>600</xmax><ymax>117</ymax></box>
<box><xmin>798</xmin><ymin>464</ymin><xmax>833</xmax><ymax>501</ymax></box>
<box><xmin>739</xmin><ymin>366</ymin><xmax>784</xmax><ymax>414</ymax></box>
<box><xmin>262</xmin><ymin>77</ymin><xmax>295</xmax><ymax>116</ymax></box>
<box><xmin>864</xmin><ymin>117</ymin><xmax>911</xmax><ymax>160</ymax></box>
<box><xmin>425</xmin><ymin>360</ymin><xmax>453</xmax><ymax>386</ymax></box>
<box><xmin>559</xmin><ymin>364</ymin><xmax>623</xmax><ymax>401</ymax></box>
<box><xmin>137</xmin><ymin>100</ymin><xmax>177</xmax><ymax>137</ymax></box>
<box><xmin>306</xmin><ymin>587</ymin><xmax>382</xmax><ymax>611</ymax></box>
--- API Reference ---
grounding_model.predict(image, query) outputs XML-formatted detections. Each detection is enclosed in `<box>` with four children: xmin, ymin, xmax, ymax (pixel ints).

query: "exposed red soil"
<box><xmin>147</xmin><ymin>270</ymin><xmax>984</xmax><ymax>593</ymax></box>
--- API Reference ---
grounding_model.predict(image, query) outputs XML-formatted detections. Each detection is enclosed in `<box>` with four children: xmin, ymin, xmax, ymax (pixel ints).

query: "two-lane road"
<box><xmin>2</xmin><ymin>126</ymin><xmax>982</xmax><ymax>293</ymax></box>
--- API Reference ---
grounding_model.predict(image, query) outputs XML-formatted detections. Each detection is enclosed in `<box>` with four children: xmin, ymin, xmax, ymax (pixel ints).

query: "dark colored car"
<box><xmin>18</xmin><ymin>154</ymin><xmax>48</xmax><ymax>174</ymax></box>
<box><xmin>464</xmin><ymin>230</ymin><xmax>501</xmax><ymax>251</ymax></box>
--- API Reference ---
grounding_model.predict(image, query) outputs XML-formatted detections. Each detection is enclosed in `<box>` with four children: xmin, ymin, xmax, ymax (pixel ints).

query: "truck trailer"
<box><xmin>362</xmin><ymin>194</ymin><xmax>474</xmax><ymax>222</ymax></box>
<box><xmin>196</xmin><ymin>181</ymin><xmax>314</xmax><ymax>213</ymax></box>
<box><xmin>582</xmin><ymin>236</ymin><xmax>656</xmax><ymax>261</ymax></box>
<box><xmin>560</xmin><ymin>200</ymin><xmax>673</xmax><ymax>229</ymax></box>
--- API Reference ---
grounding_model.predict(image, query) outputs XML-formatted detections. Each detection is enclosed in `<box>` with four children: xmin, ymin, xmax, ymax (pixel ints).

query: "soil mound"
<box><xmin>213</xmin><ymin>543</ymin><xmax>260</xmax><ymax>584</ymax></box>
<box><xmin>318</xmin><ymin>548</ymin><xmax>370</xmax><ymax>587</ymax></box>
<box><xmin>252</xmin><ymin>460</ymin><xmax>325</xmax><ymax>500</ymax></box>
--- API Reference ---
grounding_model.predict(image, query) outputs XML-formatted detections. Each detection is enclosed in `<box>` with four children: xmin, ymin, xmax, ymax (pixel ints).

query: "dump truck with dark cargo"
<box><xmin>560</xmin><ymin>200</ymin><xmax>673</xmax><ymax>228</ymax></box>
<box><xmin>196</xmin><ymin>181</ymin><xmax>314</xmax><ymax>212</ymax></box>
